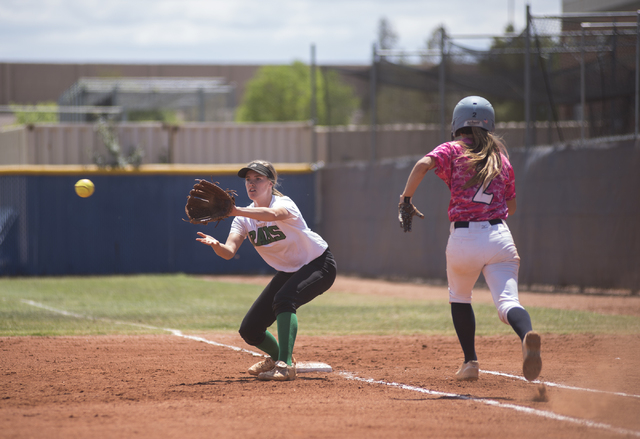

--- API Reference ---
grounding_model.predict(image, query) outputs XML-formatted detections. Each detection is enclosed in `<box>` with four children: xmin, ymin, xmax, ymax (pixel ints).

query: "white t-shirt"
<box><xmin>230</xmin><ymin>195</ymin><xmax>328</xmax><ymax>273</ymax></box>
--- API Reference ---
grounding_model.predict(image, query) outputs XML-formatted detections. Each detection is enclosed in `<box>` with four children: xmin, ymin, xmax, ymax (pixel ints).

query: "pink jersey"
<box><xmin>426</xmin><ymin>139</ymin><xmax>515</xmax><ymax>222</ymax></box>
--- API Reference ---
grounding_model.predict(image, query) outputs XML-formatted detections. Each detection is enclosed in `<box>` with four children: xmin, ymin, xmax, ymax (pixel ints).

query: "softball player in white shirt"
<box><xmin>196</xmin><ymin>160</ymin><xmax>337</xmax><ymax>381</ymax></box>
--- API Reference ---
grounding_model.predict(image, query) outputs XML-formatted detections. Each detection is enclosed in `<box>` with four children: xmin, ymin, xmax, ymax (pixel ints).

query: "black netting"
<box><xmin>326</xmin><ymin>13</ymin><xmax>638</xmax><ymax>141</ymax></box>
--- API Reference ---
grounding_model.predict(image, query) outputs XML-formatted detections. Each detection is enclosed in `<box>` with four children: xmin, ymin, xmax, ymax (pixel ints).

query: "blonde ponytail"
<box><xmin>458</xmin><ymin>127</ymin><xmax>508</xmax><ymax>190</ymax></box>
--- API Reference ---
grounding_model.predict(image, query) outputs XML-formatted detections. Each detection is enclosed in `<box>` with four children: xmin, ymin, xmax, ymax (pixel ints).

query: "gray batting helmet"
<box><xmin>451</xmin><ymin>96</ymin><xmax>495</xmax><ymax>138</ymax></box>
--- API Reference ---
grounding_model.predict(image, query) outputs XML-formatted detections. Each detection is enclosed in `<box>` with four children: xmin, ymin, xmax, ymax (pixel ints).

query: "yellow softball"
<box><xmin>74</xmin><ymin>179</ymin><xmax>95</xmax><ymax>198</ymax></box>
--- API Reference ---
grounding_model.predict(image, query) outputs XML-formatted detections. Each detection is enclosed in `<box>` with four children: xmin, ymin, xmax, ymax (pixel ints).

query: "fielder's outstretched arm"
<box><xmin>230</xmin><ymin>205</ymin><xmax>293</xmax><ymax>222</ymax></box>
<box><xmin>196</xmin><ymin>232</ymin><xmax>244</xmax><ymax>260</ymax></box>
<box><xmin>400</xmin><ymin>156</ymin><xmax>435</xmax><ymax>200</ymax></box>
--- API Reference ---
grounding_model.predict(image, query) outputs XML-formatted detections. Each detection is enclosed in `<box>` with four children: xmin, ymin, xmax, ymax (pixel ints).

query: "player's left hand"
<box><xmin>398</xmin><ymin>198</ymin><xmax>424</xmax><ymax>233</ymax></box>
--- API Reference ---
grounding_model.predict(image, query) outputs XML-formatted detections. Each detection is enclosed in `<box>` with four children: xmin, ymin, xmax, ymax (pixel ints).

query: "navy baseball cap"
<box><xmin>238</xmin><ymin>162</ymin><xmax>275</xmax><ymax>180</ymax></box>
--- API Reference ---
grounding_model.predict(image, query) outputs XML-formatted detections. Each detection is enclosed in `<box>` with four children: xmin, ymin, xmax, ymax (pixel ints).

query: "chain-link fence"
<box><xmin>325</xmin><ymin>9</ymin><xmax>639</xmax><ymax>157</ymax></box>
<box><xmin>529</xmin><ymin>11</ymin><xmax>637</xmax><ymax>143</ymax></box>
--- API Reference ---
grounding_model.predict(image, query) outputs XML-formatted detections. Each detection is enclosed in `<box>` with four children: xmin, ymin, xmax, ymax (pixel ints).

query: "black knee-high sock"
<box><xmin>507</xmin><ymin>307</ymin><xmax>533</xmax><ymax>341</ymax></box>
<box><xmin>451</xmin><ymin>303</ymin><xmax>477</xmax><ymax>363</ymax></box>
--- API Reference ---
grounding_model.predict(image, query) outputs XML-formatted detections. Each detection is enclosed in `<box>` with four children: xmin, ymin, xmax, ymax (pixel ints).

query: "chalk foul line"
<box><xmin>19</xmin><ymin>300</ymin><xmax>330</xmax><ymax>372</ymax></box>
<box><xmin>339</xmin><ymin>373</ymin><xmax>640</xmax><ymax>438</ymax></box>
<box><xmin>20</xmin><ymin>299</ymin><xmax>640</xmax><ymax>437</ymax></box>
<box><xmin>482</xmin><ymin>370</ymin><xmax>640</xmax><ymax>400</ymax></box>
<box><xmin>21</xmin><ymin>299</ymin><xmax>264</xmax><ymax>357</ymax></box>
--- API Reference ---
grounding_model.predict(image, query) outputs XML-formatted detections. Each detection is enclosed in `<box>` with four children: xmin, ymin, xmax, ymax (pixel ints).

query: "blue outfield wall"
<box><xmin>0</xmin><ymin>166</ymin><xmax>317</xmax><ymax>276</ymax></box>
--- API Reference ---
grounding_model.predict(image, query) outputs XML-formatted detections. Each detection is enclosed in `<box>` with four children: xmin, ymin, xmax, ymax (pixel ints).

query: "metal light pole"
<box><xmin>524</xmin><ymin>5</ymin><xmax>531</xmax><ymax>148</ymax></box>
<box><xmin>311</xmin><ymin>43</ymin><xmax>317</xmax><ymax>162</ymax></box>
<box><xmin>370</xmin><ymin>43</ymin><xmax>378</xmax><ymax>163</ymax></box>
<box><xmin>581</xmin><ymin>24</ymin><xmax>586</xmax><ymax>146</ymax></box>
<box><xmin>439</xmin><ymin>27</ymin><xmax>446</xmax><ymax>143</ymax></box>
<box><xmin>636</xmin><ymin>10</ymin><xmax>640</xmax><ymax>144</ymax></box>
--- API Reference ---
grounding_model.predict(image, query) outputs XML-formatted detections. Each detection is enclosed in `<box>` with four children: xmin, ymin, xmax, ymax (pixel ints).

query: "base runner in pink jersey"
<box><xmin>398</xmin><ymin>96</ymin><xmax>542</xmax><ymax>382</ymax></box>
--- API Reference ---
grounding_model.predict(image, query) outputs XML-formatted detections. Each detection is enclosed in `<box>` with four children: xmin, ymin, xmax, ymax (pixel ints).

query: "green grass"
<box><xmin>0</xmin><ymin>274</ymin><xmax>638</xmax><ymax>337</ymax></box>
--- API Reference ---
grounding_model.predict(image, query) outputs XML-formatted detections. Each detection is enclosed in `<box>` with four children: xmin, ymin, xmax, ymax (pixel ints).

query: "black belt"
<box><xmin>454</xmin><ymin>219</ymin><xmax>503</xmax><ymax>229</ymax></box>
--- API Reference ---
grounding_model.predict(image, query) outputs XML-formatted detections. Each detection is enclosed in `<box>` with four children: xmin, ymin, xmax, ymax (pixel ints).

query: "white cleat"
<box><xmin>455</xmin><ymin>360</ymin><xmax>479</xmax><ymax>381</ymax></box>
<box><xmin>257</xmin><ymin>361</ymin><xmax>297</xmax><ymax>381</ymax></box>
<box><xmin>248</xmin><ymin>357</ymin><xmax>276</xmax><ymax>376</ymax></box>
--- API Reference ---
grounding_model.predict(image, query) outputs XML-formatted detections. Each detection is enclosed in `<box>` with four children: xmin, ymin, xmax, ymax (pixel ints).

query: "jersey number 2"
<box><xmin>473</xmin><ymin>181</ymin><xmax>494</xmax><ymax>205</ymax></box>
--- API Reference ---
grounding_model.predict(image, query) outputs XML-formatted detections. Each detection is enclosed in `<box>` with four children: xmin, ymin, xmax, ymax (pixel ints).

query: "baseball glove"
<box><xmin>398</xmin><ymin>199</ymin><xmax>424</xmax><ymax>232</ymax></box>
<box><xmin>184</xmin><ymin>179</ymin><xmax>237</xmax><ymax>226</ymax></box>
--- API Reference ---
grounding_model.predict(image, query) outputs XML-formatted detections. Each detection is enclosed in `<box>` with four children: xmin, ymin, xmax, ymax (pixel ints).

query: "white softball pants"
<box><xmin>445</xmin><ymin>220</ymin><xmax>524</xmax><ymax>324</ymax></box>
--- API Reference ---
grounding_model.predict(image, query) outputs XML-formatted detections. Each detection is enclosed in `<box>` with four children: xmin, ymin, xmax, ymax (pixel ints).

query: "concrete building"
<box><xmin>563</xmin><ymin>0</ymin><xmax>640</xmax><ymax>13</ymax></box>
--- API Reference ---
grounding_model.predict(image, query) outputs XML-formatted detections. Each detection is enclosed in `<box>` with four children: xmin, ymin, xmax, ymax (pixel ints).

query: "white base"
<box><xmin>295</xmin><ymin>361</ymin><xmax>332</xmax><ymax>374</ymax></box>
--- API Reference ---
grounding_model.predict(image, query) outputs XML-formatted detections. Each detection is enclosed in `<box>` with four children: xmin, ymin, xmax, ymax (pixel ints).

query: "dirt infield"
<box><xmin>2</xmin><ymin>276</ymin><xmax>640</xmax><ymax>439</ymax></box>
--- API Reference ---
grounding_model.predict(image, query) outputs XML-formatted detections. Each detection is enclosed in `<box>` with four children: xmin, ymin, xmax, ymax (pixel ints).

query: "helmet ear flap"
<box><xmin>451</xmin><ymin>96</ymin><xmax>495</xmax><ymax>138</ymax></box>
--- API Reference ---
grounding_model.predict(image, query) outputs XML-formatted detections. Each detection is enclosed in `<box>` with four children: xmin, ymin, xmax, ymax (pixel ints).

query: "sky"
<box><xmin>0</xmin><ymin>0</ymin><xmax>562</xmax><ymax>65</ymax></box>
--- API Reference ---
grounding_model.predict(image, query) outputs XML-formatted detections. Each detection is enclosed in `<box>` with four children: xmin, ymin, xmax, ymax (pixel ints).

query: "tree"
<box><xmin>127</xmin><ymin>109</ymin><xmax>180</xmax><ymax>123</ymax></box>
<box><xmin>377</xmin><ymin>17</ymin><xmax>398</xmax><ymax>51</ymax></box>
<box><xmin>93</xmin><ymin>118</ymin><xmax>143</xmax><ymax>169</ymax></box>
<box><xmin>376</xmin><ymin>86</ymin><xmax>432</xmax><ymax>124</ymax></box>
<box><xmin>11</xmin><ymin>102</ymin><xmax>59</xmax><ymax>124</ymax></box>
<box><xmin>235</xmin><ymin>61</ymin><xmax>359</xmax><ymax>126</ymax></box>
<box><xmin>422</xmin><ymin>25</ymin><xmax>447</xmax><ymax>67</ymax></box>
<box><xmin>478</xmin><ymin>24</ymin><xmax>560</xmax><ymax>122</ymax></box>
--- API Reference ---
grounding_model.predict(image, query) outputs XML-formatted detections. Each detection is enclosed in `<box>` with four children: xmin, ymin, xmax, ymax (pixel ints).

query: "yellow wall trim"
<box><xmin>0</xmin><ymin>163</ymin><xmax>314</xmax><ymax>176</ymax></box>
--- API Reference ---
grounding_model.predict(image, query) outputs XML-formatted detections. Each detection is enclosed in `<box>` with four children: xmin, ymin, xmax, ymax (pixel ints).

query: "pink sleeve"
<box><xmin>503</xmin><ymin>157</ymin><xmax>516</xmax><ymax>201</ymax></box>
<box><xmin>426</xmin><ymin>143</ymin><xmax>455</xmax><ymax>188</ymax></box>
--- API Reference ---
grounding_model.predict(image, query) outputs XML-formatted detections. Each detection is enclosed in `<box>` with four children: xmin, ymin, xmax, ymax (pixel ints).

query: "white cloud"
<box><xmin>0</xmin><ymin>0</ymin><xmax>562</xmax><ymax>64</ymax></box>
